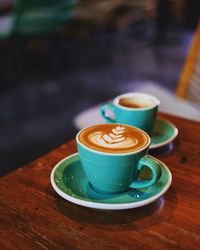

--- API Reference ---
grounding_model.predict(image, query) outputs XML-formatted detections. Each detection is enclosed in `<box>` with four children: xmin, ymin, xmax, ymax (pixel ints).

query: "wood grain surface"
<box><xmin>0</xmin><ymin>113</ymin><xmax>200</xmax><ymax>250</ymax></box>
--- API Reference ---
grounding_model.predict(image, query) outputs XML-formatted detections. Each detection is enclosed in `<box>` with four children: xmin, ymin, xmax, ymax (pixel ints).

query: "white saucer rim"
<box><xmin>50</xmin><ymin>153</ymin><xmax>172</xmax><ymax>210</ymax></box>
<box><xmin>150</xmin><ymin>118</ymin><xmax>178</xmax><ymax>149</ymax></box>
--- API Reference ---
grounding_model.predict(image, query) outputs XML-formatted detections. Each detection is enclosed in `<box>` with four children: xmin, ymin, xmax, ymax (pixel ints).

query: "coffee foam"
<box><xmin>78</xmin><ymin>124</ymin><xmax>149</xmax><ymax>153</ymax></box>
<box><xmin>89</xmin><ymin>126</ymin><xmax>137</xmax><ymax>149</ymax></box>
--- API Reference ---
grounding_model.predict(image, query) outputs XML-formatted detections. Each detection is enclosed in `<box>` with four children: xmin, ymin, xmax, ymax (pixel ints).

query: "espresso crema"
<box><xmin>78</xmin><ymin>124</ymin><xmax>149</xmax><ymax>153</ymax></box>
<box><xmin>118</xmin><ymin>96</ymin><xmax>155</xmax><ymax>109</ymax></box>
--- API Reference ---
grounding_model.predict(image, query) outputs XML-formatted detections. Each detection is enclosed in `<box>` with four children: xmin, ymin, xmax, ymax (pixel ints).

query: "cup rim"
<box><xmin>76</xmin><ymin>124</ymin><xmax>151</xmax><ymax>156</ymax></box>
<box><xmin>113</xmin><ymin>92</ymin><xmax>160</xmax><ymax>111</ymax></box>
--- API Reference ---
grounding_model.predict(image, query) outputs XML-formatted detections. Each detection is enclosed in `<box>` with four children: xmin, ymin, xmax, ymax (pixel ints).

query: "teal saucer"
<box><xmin>50</xmin><ymin>153</ymin><xmax>172</xmax><ymax>210</ymax></box>
<box><xmin>150</xmin><ymin>118</ymin><xmax>178</xmax><ymax>149</ymax></box>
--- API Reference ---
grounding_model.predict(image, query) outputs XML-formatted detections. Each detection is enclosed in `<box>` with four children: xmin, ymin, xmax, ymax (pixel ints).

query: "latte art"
<box><xmin>78</xmin><ymin>124</ymin><xmax>149</xmax><ymax>154</ymax></box>
<box><xmin>89</xmin><ymin>126</ymin><xmax>138</xmax><ymax>149</ymax></box>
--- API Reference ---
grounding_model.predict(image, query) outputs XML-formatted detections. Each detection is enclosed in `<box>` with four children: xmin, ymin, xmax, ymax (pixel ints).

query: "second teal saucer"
<box><xmin>150</xmin><ymin>118</ymin><xmax>178</xmax><ymax>149</ymax></box>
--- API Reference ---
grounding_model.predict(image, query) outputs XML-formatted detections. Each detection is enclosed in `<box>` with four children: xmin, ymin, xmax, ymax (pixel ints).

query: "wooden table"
<box><xmin>0</xmin><ymin>113</ymin><xmax>200</xmax><ymax>249</ymax></box>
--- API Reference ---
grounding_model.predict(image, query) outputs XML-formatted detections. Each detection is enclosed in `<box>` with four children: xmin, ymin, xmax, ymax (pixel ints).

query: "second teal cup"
<box><xmin>100</xmin><ymin>92</ymin><xmax>160</xmax><ymax>136</ymax></box>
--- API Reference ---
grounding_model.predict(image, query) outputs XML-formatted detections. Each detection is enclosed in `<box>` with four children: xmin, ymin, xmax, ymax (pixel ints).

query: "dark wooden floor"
<box><xmin>0</xmin><ymin>22</ymin><xmax>194</xmax><ymax>175</ymax></box>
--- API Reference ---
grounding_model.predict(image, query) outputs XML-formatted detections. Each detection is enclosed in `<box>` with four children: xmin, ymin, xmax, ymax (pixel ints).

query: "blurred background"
<box><xmin>0</xmin><ymin>0</ymin><xmax>200</xmax><ymax>176</ymax></box>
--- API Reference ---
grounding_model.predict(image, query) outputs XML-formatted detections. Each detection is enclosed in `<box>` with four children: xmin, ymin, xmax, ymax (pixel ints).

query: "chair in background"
<box><xmin>137</xmin><ymin>22</ymin><xmax>200</xmax><ymax>120</ymax></box>
<box><xmin>0</xmin><ymin>0</ymin><xmax>78</xmax><ymax>92</ymax></box>
<box><xmin>0</xmin><ymin>0</ymin><xmax>77</xmax><ymax>38</ymax></box>
<box><xmin>73</xmin><ymin>22</ymin><xmax>200</xmax><ymax>131</ymax></box>
<box><xmin>176</xmin><ymin>22</ymin><xmax>200</xmax><ymax>109</ymax></box>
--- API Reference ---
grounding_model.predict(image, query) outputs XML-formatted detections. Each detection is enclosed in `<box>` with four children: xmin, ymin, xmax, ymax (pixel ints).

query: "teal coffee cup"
<box><xmin>100</xmin><ymin>93</ymin><xmax>160</xmax><ymax>136</ymax></box>
<box><xmin>76</xmin><ymin>123</ymin><xmax>161</xmax><ymax>194</ymax></box>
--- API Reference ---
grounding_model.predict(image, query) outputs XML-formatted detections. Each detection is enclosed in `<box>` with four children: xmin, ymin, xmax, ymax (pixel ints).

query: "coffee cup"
<box><xmin>100</xmin><ymin>93</ymin><xmax>160</xmax><ymax>136</ymax></box>
<box><xmin>76</xmin><ymin>123</ymin><xmax>161</xmax><ymax>194</ymax></box>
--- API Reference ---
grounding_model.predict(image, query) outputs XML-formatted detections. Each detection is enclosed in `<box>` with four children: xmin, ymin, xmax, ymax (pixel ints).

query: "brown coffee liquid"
<box><xmin>118</xmin><ymin>97</ymin><xmax>149</xmax><ymax>109</ymax></box>
<box><xmin>78</xmin><ymin>124</ymin><xmax>149</xmax><ymax>153</ymax></box>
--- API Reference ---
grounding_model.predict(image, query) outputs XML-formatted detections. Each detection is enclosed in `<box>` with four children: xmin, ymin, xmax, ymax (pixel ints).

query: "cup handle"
<box><xmin>129</xmin><ymin>155</ymin><xmax>162</xmax><ymax>189</ymax></box>
<box><xmin>100</xmin><ymin>103</ymin><xmax>116</xmax><ymax>123</ymax></box>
